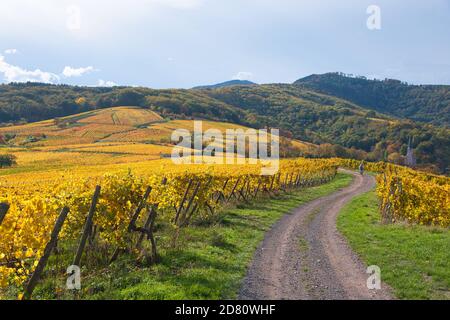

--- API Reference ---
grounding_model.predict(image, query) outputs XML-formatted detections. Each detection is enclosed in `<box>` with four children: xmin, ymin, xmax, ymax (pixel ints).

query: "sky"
<box><xmin>0</xmin><ymin>0</ymin><xmax>449</xmax><ymax>88</ymax></box>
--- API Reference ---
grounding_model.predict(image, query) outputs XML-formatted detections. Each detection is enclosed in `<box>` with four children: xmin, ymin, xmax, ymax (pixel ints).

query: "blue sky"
<box><xmin>0</xmin><ymin>0</ymin><xmax>449</xmax><ymax>88</ymax></box>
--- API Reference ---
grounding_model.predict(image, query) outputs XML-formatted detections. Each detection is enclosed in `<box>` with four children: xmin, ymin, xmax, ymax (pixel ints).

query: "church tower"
<box><xmin>405</xmin><ymin>136</ymin><xmax>416</xmax><ymax>167</ymax></box>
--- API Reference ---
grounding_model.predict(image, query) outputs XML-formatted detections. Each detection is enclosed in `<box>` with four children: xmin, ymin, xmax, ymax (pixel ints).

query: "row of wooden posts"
<box><xmin>0</xmin><ymin>171</ymin><xmax>335</xmax><ymax>300</ymax></box>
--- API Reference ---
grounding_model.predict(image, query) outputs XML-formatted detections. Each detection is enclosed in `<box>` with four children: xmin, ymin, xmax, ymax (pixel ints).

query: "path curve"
<box><xmin>239</xmin><ymin>170</ymin><xmax>393</xmax><ymax>300</ymax></box>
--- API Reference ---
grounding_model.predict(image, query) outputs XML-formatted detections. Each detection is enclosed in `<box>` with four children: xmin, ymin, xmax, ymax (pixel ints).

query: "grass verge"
<box><xmin>337</xmin><ymin>191</ymin><xmax>450</xmax><ymax>300</ymax></box>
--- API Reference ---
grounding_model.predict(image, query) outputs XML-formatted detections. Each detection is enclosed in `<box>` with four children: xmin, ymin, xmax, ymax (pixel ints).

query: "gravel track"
<box><xmin>239</xmin><ymin>170</ymin><xmax>393</xmax><ymax>300</ymax></box>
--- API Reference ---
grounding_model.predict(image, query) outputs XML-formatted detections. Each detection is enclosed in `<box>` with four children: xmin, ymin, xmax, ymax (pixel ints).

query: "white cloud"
<box><xmin>62</xmin><ymin>65</ymin><xmax>95</xmax><ymax>77</ymax></box>
<box><xmin>97</xmin><ymin>79</ymin><xmax>117</xmax><ymax>87</ymax></box>
<box><xmin>0</xmin><ymin>55</ymin><xmax>59</xmax><ymax>83</ymax></box>
<box><xmin>232</xmin><ymin>71</ymin><xmax>253</xmax><ymax>81</ymax></box>
<box><xmin>0</xmin><ymin>54</ymin><xmax>102</xmax><ymax>85</ymax></box>
<box><xmin>4</xmin><ymin>49</ymin><xmax>18</xmax><ymax>55</ymax></box>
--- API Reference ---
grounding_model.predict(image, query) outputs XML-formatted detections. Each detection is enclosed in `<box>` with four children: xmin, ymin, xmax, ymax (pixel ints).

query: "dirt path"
<box><xmin>239</xmin><ymin>170</ymin><xmax>393</xmax><ymax>300</ymax></box>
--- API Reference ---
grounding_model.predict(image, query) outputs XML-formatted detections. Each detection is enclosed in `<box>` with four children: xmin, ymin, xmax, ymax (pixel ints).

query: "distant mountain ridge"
<box><xmin>294</xmin><ymin>72</ymin><xmax>450</xmax><ymax>126</ymax></box>
<box><xmin>193</xmin><ymin>80</ymin><xmax>257</xmax><ymax>90</ymax></box>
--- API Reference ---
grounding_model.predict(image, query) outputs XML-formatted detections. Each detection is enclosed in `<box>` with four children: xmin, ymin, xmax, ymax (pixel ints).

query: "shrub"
<box><xmin>0</xmin><ymin>154</ymin><xmax>17</xmax><ymax>168</ymax></box>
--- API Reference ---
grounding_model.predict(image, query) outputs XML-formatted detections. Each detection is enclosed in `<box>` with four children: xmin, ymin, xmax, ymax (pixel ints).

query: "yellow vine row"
<box><xmin>0</xmin><ymin>158</ymin><xmax>337</xmax><ymax>291</ymax></box>
<box><xmin>334</xmin><ymin>158</ymin><xmax>450</xmax><ymax>228</ymax></box>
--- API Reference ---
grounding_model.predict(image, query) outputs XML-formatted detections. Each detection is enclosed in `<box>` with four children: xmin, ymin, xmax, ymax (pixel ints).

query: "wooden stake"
<box><xmin>237</xmin><ymin>179</ymin><xmax>248</xmax><ymax>201</ymax></box>
<box><xmin>227</xmin><ymin>178</ymin><xmax>241</xmax><ymax>202</ymax></box>
<box><xmin>245</xmin><ymin>179</ymin><xmax>251</xmax><ymax>197</ymax></box>
<box><xmin>174</xmin><ymin>179</ymin><xmax>193</xmax><ymax>224</ymax></box>
<box><xmin>136</xmin><ymin>206</ymin><xmax>156</xmax><ymax>250</ymax></box>
<box><xmin>178</xmin><ymin>181</ymin><xmax>201</xmax><ymax>226</ymax></box>
<box><xmin>183</xmin><ymin>203</ymin><xmax>199</xmax><ymax>227</ymax></box>
<box><xmin>135</xmin><ymin>206</ymin><xmax>159</xmax><ymax>263</ymax></box>
<box><xmin>0</xmin><ymin>202</ymin><xmax>9</xmax><ymax>226</ymax></box>
<box><xmin>269</xmin><ymin>175</ymin><xmax>276</xmax><ymax>191</ymax></box>
<box><xmin>73</xmin><ymin>186</ymin><xmax>101</xmax><ymax>267</ymax></box>
<box><xmin>22</xmin><ymin>207</ymin><xmax>70</xmax><ymax>300</ymax></box>
<box><xmin>128</xmin><ymin>186</ymin><xmax>152</xmax><ymax>232</ymax></box>
<box><xmin>295</xmin><ymin>172</ymin><xmax>301</xmax><ymax>186</ymax></box>
<box><xmin>216</xmin><ymin>178</ymin><xmax>229</xmax><ymax>204</ymax></box>
<box><xmin>110</xmin><ymin>186</ymin><xmax>153</xmax><ymax>263</ymax></box>
<box><xmin>136</xmin><ymin>178</ymin><xmax>166</xmax><ymax>252</ymax></box>
<box><xmin>254</xmin><ymin>179</ymin><xmax>262</xmax><ymax>198</ymax></box>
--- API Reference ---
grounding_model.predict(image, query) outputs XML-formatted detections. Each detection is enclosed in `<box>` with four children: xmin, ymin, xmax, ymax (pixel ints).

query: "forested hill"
<box><xmin>200</xmin><ymin>84</ymin><xmax>449</xmax><ymax>173</ymax></box>
<box><xmin>294</xmin><ymin>72</ymin><xmax>450</xmax><ymax>126</ymax></box>
<box><xmin>0</xmin><ymin>81</ymin><xmax>448</xmax><ymax>173</ymax></box>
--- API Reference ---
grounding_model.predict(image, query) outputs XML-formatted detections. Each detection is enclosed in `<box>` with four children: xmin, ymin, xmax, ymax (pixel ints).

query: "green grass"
<box><xmin>337</xmin><ymin>191</ymin><xmax>450</xmax><ymax>300</ymax></box>
<box><xmin>32</xmin><ymin>173</ymin><xmax>353</xmax><ymax>300</ymax></box>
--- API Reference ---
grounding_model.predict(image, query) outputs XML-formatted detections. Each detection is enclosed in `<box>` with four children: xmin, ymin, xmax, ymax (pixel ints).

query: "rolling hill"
<box><xmin>0</xmin><ymin>80</ymin><xmax>448</xmax><ymax>173</ymax></box>
<box><xmin>0</xmin><ymin>107</ymin><xmax>163</xmax><ymax>146</ymax></box>
<box><xmin>0</xmin><ymin>106</ymin><xmax>311</xmax><ymax>176</ymax></box>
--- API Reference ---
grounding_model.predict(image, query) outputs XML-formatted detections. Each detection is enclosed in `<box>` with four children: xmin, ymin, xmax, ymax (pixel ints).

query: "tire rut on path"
<box><xmin>239</xmin><ymin>170</ymin><xmax>393</xmax><ymax>300</ymax></box>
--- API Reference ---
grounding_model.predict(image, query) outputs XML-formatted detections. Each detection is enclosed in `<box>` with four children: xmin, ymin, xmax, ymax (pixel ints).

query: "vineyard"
<box><xmin>0</xmin><ymin>158</ymin><xmax>338</xmax><ymax>299</ymax></box>
<box><xmin>336</xmin><ymin>159</ymin><xmax>450</xmax><ymax>228</ymax></box>
<box><xmin>0</xmin><ymin>155</ymin><xmax>449</xmax><ymax>300</ymax></box>
<box><xmin>0</xmin><ymin>105</ymin><xmax>448</xmax><ymax>300</ymax></box>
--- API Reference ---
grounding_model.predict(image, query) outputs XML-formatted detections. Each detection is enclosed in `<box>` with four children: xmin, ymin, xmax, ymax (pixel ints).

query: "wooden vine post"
<box><xmin>245</xmin><ymin>179</ymin><xmax>251</xmax><ymax>198</ymax></box>
<box><xmin>269</xmin><ymin>174</ymin><xmax>276</xmax><ymax>193</ymax></box>
<box><xmin>283</xmin><ymin>173</ymin><xmax>289</xmax><ymax>191</ymax></box>
<box><xmin>275</xmin><ymin>173</ymin><xmax>282</xmax><ymax>192</ymax></box>
<box><xmin>146</xmin><ymin>206</ymin><xmax>159</xmax><ymax>263</ymax></box>
<box><xmin>227</xmin><ymin>178</ymin><xmax>241</xmax><ymax>202</ymax></box>
<box><xmin>0</xmin><ymin>202</ymin><xmax>9</xmax><ymax>226</ymax></box>
<box><xmin>135</xmin><ymin>177</ymin><xmax>167</xmax><ymax>263</ymax></box>
<box><xmin>22</xmin><ymin>206</ymin><xmax>70</xmax><ymax>300</ymax></box>
<box><xmin>237</xmin><ymin>178</ymin><xmax>248</xmax><ymax>201</ymax></box>
<box><xmin>135</xmin><ymin>206</ymin><xmax>159</xmax><ymax>263</ymax></box>
<box><xmin>184</xmin><ymin>176</ymin><xmax>213</xmax><ymax>227</ymax></box>
<box><xmin>73</xmin><ymin>185</ymin><xmax>101</xmax><ymax>267</ymax></box>
<box><xmin>128</xmin><ymin>186</ymin><xmax>153</xmax><ymax>232</ymax></box>
<box><xmin>178</xmin><ymin>181</ymin><xmax>201</xmax><ymax>226</ymax></box>
<box><xmin>215</xmin><ymin>179</ymin><xmax>229</xmax><ymax>204</ymax></box>
<box><xmin>254</xmin><ymin>179</ymin><xmax>262</xmax><ymax>198</ymax></box>
<box><xmin>173</xmin><ymin>179</ymin><xmax>193</xmax><ymax>224</ymax></box>
<box><xmin>110</xmin><ymin>177</ymin><xmax>167</xmax><ymax>265</ymax></box>
<box><xmin>136</xmin><ymin>205</ymin><xmax>156</xmax><ymax>250</ymax></box>
<box><xmin>110</xmin><ymin>186</ymin><xmax>153</xmax><ymax>264</ymax></box>
<box><xmin>295</xmin><ymin>172</ymin><xmax>301</xmax><ymax>186</ymax></box>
